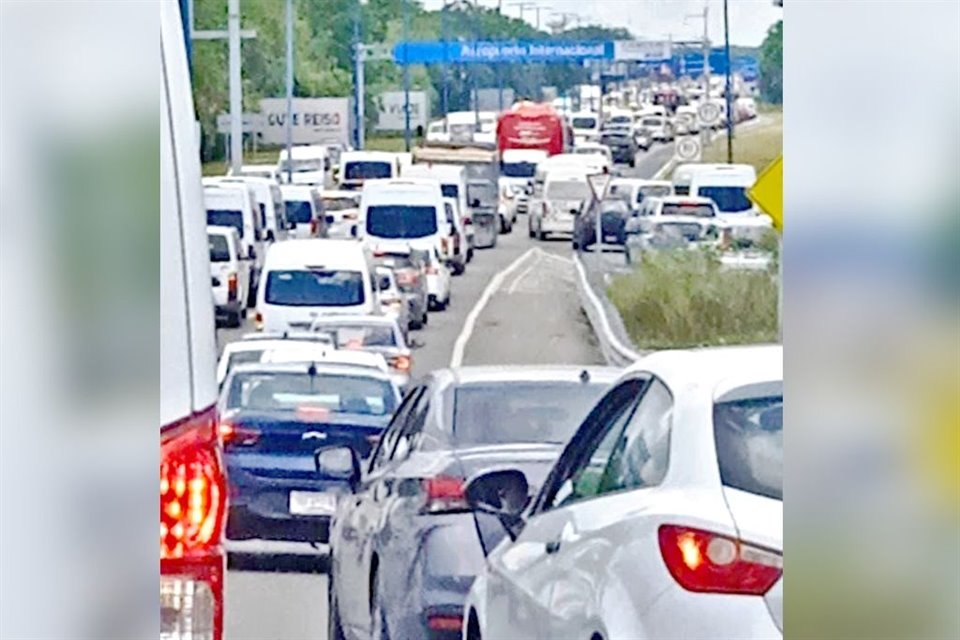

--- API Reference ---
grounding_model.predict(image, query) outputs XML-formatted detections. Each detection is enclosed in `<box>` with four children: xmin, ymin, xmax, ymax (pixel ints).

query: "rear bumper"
<box><xmin>541</xmin><ymin>216</ymin><xmax>575</xmax><ymax>234</ymax></box>
<box><xmin>637</xmin><ymin>587</ymin><xmax>782</xmax><ymax>639</ymax></box>
<box><xmin>226</xmin><ymin>503</ymin><xmax>330</xmax><ymax>543</ymax></box>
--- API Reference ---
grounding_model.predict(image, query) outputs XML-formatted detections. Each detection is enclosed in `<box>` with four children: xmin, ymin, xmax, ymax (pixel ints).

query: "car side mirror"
<box><xmin>465</xmin><ymin>468</ymin><xmax>530</xmax><ymax>541</ymax></box>
<box><xmin>314</xmin><ymin>445</ymin><xmax>361</xmax><ymax>491</ymax></box>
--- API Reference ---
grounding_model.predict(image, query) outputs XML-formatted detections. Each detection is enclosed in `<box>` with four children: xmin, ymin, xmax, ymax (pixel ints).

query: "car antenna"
<box><xmin>579</xmin><ymin>369</ymin><xmax>590</xmax><ymax>384</ymax></box>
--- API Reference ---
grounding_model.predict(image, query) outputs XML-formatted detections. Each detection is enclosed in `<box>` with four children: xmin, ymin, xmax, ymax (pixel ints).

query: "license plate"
<box><xmin>605</xmin><ymin>234</ymin><xmax>619</xmax><ymax>242</ymax></box>
<box><xmin>289</xmin><ymin>491</ymin><xmax>336</xmax><ymax>516</ymax></box>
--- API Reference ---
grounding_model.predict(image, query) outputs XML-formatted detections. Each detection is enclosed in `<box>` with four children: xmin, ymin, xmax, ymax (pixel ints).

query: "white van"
<box><xmin>203</xmin><ymin>182</ymin><xmax>264</xmax><ymax>302</ymax></box>
<box><xmin>339</xmin><ymin>151</ymin><xmax>399</xmax><ymax>190</ymax></box>
<box><xmin>213</xmin><ymin>176</ymin><xmax>287</xmax><ymax>243</ymax></box>
<box><xmin>441</xmin><ymin>196</ymin><xmax>468</xmax><ymax>274</ymax></box>
<box><xmin>359</xmin><ymin>179</ymin><xmax>448</xmax><ymax>262</ymax></box>
<box><xmin>529</xmin><ymin>167</ymin><xmax>591</xmax><ymax>240</ymax></box>
<box><xmin>689</xmin><ymin>164</ymin><xmax>758</xmax><ymax>215</ymax></box>
<box><xmin>675</xmin><ymin>105</ymin><xmax>701</xmax><ymax>134</ymax></box>
<box><xmin>277</xmin><ymin>144</ymin><xmax>333</xmax><ymax>188</ymax></box>
<box><xmin>639</xmin><ymin>114</ymin><xmax>674</xmax><ymax>142</ymax></box>
<box><xmin>207</xmin><ymin>225</ymin><xmax>249</xmax><ymax>327</ymax></box>
<box><xmin>255</xmin><ymin>238</ymin><xmax>378</xmax><ymax>332</ymax></box>
<box><xmin>568</xmin><ymin>111</ymin><xmax>600</xmax><ymax>144</ymax></box>
<box><xmin>499</xmin><ymin>148</ymin><xmax>547</xmax><ymax>217</ymax></box>
<box><xmin>279</xmin><ymin>184</ymin><xmax>325</xmax><ymax>239</ymax></box>
<box><xmin>400</xmin><ymin>164</ymin><xmax>468</xmax><ymax>272</ymax></box>
<box><xmin>571</xmin><ymin>143</ymin><xmax>612</xmax><ymax>172</ymax></box>
<box><xmin>672</xmin><ymin>163</ymin><xmax>730</xmax><ymax>196</ymax></box>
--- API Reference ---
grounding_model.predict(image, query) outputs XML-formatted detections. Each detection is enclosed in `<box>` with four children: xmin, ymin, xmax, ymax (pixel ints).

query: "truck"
<box><xmin>495</xmin><ymin>101</ymin><xmax>571</xmax><ymax>157</ymax></box>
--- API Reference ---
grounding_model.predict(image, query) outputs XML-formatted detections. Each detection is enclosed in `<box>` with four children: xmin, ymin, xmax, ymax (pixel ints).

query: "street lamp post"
<box><xmin>402</xmin><ymin>0</ymin><xmax>411</xmax><ymax>151</ymax></box>
<box><xmin>723</xmin><ymin>0</ymin><xmax>734</xmax><ymax>163</ymax></box>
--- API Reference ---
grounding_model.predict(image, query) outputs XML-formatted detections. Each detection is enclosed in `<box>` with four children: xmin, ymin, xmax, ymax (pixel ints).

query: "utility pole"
<box><xmin>284</xmin><ymin>0</ymin><xmax>293</xmax><ymax>181</ymax></box>
<box><xmin>441</xmin><ymin>3</ymin><xmax>450</xmax><ymax>117</ymax></box>
<box><xmin>471</xmin><ymin>0</ymin><xmax>480</xmax><ymax>128</ymax></box>
<box><xmin>723</xmin><ymin>0</ymin><xmax>734</xmax><ymax>163</ymax></box>
<box><xmin>353</xmin><ymin>1</ymin><xmax>366</xmax><ymax>150</ymax></box>
<box><xmin>685</xmin><ymin>5</ymin><xmax>710</xmax><ymax>149</ymax></box>
<box><xmin>402</xmin><ymin>0</ymin><xmax>411</xmax><ymax>151</ymax></box>
<box><xmin>227</xmin><ymin>0</ymin><xmax>242</xmax><ymax>174</ymax></box>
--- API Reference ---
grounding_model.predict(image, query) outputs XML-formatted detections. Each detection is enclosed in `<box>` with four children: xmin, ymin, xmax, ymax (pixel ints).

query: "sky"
<box><xmin>419</xmin><ymin>0</ymin><xmax>782</xmax><ymax>47</ymax></box>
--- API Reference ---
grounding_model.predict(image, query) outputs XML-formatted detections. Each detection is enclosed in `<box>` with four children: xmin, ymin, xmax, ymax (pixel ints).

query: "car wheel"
<box><xmin>452</xmin><ymin>260</ymin><xmax>465</xmax><ymax>276</ymax></box>
<box><xmin>328</xmin><ymin>573</ymin><xmax>347</xmax><ymax>640</ymax></box>
<box><xmin>629</xmin><ymin>157</ymin><xmax>636</xmax><ymax>168</ymax></box>
<box><xmin>422</xmin><ymin>309</ymin><xmax>428</xmax><ymax>326</ymax></box>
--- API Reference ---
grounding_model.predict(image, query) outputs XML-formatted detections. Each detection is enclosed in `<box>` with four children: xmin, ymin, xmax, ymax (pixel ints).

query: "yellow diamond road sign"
<box><xmin>748</xmin><ymin>155</ymin><xmax>783</xmax><ymax>232</ymax></box>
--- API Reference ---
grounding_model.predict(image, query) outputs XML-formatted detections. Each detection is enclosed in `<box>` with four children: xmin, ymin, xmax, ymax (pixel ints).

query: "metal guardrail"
<box><xmin>573</xmin><ymin>252</ymin><xmax>642</xmax><ymax>367</ymax></box>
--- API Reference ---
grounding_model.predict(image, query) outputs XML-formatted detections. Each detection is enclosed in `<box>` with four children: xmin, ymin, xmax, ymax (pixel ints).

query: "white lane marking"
<box><xmin>450</xmin><ymin>247</ymin><xmax>539</xmax><ymax>368</ymax></box>
<box><xmin>507</xmin><ymin>251</ymin><xmax>543</xmax><ymax>294</ymax></box>
<box><xmin>539</xmin><ymin>250</ymin><xmax>573</xmax><ymax>265</ymax></box>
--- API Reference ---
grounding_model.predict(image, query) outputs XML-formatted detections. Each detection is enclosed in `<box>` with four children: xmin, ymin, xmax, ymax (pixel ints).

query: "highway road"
<box><xmin>220</xmin><ymin>140</ymin><xmax>674</xmax><ymax>640</ymax></box>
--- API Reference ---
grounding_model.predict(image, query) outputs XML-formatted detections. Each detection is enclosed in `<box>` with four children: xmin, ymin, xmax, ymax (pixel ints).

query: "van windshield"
<box><xmin>285</xmin><ymin>200</ymin><xmax>313</xmax><ymax>224</ymax></box>
<box><xmin>206</xmin><ymin>210</ymin><xmax>244</xmax><ymax>238</ymax></box>
<box><xmin>264</xmin><ymin>270</ymin><xmax>365</xmax><ymax>307</ymax></box>
<box><xmin>208</xmin><ymin>234</ymin><xmax>231</xmax><ymax>262</ymax></box>
<box><xmin>571</xmin><ymin>117</ymin><xmax>597</xmax><ymax>129</ymax></box>
<box><xmin>697</xmin><ymin>186</ymin><xmax>753</xmax><ymax>213</ymax></box>
<box><xmin>501</xmin><ymin>161</ymin><xmax>537</xmax><ymax>178</ymax></box>
<box><xmin>440</xmin><ymin>184</ymin><xmax>458</xmax><ymax>198</ymax></box>
<box><xmin>546</xmin><ymin>181</ymin><xmax>590</xmax><ymax>201</ymax></box>
<box><xmin>610</xmin><ymin>115</ymin><xmax>631</xmax><ymax>125</ymax></box>
<box><xmin>638</xmin><ymin>185</ymin><xmax>672</xmax><ymax>202</ymax></box>
<box><xmin>345</xmin><ymin>161</ymin><xmax>392</xmax><ymax>181</ymax></box>
<box><xmin>366</xmin><ymin>205</ymin><xmax>438</xmax><ymax>239</ymax></box>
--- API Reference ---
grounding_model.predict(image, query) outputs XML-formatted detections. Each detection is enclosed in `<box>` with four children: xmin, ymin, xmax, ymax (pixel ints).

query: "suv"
<box><xmin>600</xmin><ymin>129</ymin><xmax>639</xmax><ymax>166</ymax></box>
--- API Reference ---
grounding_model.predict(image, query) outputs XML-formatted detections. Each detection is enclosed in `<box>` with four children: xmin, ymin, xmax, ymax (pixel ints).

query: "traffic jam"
<box><xmin>161</xmin><ymin>2</ymin><xmax>782</xmax><ymax>639</ymax></box>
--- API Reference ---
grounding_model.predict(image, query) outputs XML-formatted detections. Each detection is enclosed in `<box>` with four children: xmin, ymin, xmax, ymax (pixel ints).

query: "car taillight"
<box><xmin>426</xmin><ymin>613</ymin><xmax>463</xmax><ymax>632</ymax></box>
<box><xmin>389</xmin><ymin>355</ymin><xmax>411</xmax><ymax>372</ymax></box>
<box><xmin>421</xmin><ymin>475</ymin><xmax>468</xmax><ymax>513</ymax></box>
<box><xmin>310</xmin><ymin>219</ymin><xmax>319</xmax><ymax>235</ymax></box>
<box><xmin>254</xmin><ymin>311</ymin><xmax>263</xmax><ymax>331</ymax></box>
<box><xmin>218</xmin><ymin>421</ymin><xmax>260</xmax><ymax>447</ymax></box>
<box><xmin>657</xmin><ymin>525</ymin><xmax>782</xmax><ymax>595</ymax></box>
<box><xmin>441</xmin><ymin>237</ymin><xmax>450</xmax><ymax>254</ymax></box>
<box><xmin>160</xmin><ymin>405</ymin><xmax>226</xmax><ymax>640</ymax></box>
<box><xmin>227</xmin><ymin>273</ymin><xmax>237</xmax><ymax>301</ymax></box>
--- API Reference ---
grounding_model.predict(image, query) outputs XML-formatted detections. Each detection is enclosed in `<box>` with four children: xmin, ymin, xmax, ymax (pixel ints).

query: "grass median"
<box><xmin>607</xmin><ymin>249</ymin><xmax>779</xmax><ymax>350</ymax></box>
<box><xmin>702</xmin><ymin>108</ymin><xmax>782</xmax><ymax>174</ymax></box>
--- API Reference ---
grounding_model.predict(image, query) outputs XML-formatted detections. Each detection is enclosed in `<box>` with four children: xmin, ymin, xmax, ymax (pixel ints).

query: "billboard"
<box><xmin>394</xmin><ymin>40</ymin><xmax>613</xmax><ymax>65</ymax></box>
<box><xmin>375</xmin><ymin>91</ymin><xmax>429</xmax><ymax>132</ymax></box>
<box><xmin>258</xmin><ymin>98</ymin><xmax>350</xmax><ymax>145</ymax></box>
<box><xmin>613</xmin><ymin>40</ymin><xmax>672</xmax><ymax>62</ymax></box>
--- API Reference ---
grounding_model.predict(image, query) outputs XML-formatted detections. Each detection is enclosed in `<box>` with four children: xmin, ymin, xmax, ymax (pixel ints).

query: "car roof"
<box><xmin>263</xmin><ymin>349</ymin><xmax>389</xmax><ymax>371</ymax></box>
<box><xmin>264</xmin><ymin>238</ymin><xmax>367</xmax><ymax>267</ymax></box>
<box><xmin>436</xmin><ymin>365</ymin><xmax>622</xmax><ymax>387</ymax></box>
<box><xmin>342</xmin><ymin>151</ymin><xmax>397</xmax><ymax>161</ymax></box>
<box><xmin>279</xmin><ymin>184</ymin><xmax>317</xmax><ymax>196</ymax></box>
<box><xmin>309</xmin><ymin>314</ymin><xmax>400</xmax><ymax>329</ymax></box>
<box><xmin>222</xmin><ymin>339</ymin><xmax>332</xmax><ymax>355</ymax></box>
<box><xmin>657</xmin><ymin>195</ymin><xmax>717</xmax><ymax>205</ymax></box>
<box><xmin>626</xmin><ymin>344</ymin><xmax>782</xmax><ymax>400</ymax></box>
<box><xmin>227</xmin><ymin>360</ymin><xmax>394</xmax><ymax>381</ymax></box>
<box><xmin>206</xmin><ymin>224</ymin><xmax>238</xmax><ymax>237</ymax></box>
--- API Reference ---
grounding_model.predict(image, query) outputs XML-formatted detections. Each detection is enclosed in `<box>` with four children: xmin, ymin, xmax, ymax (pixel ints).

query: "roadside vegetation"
<box><xmin>607</xmin><ymin>249</ymin><xmax>778</xmax><ymax>350</ymax></box>
<box><xmin>702</xmin><ymin>109</ymin><xmax>782</xmax><ymax>174</ymax></box>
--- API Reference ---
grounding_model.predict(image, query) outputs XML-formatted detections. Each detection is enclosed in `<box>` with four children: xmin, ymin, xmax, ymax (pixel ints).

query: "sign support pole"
<box><xmin>402</xmin><ymin>0</ymin><xmax>411</xmax><ymax>152</ymax></box>
<box><xmin>228</xmin><ymin>0</ymin><xmax>243</xmax><ymax>175</ymax></box>
<box><xmin>284</xmin><ymin>0</ymin><xmax>293</xmax><ymax>182</ymax></box>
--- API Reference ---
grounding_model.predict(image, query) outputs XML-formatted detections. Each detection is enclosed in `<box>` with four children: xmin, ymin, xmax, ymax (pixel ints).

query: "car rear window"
<box><xmin>452</xmin><ymin>381</ymin><xmax>609</xmax><ymax>446</ymax></box>
<box><xmin>660</xmin><ymin>203</ymin><xmax>715</xmax><ymax>218</ymax></box>
<box><xmin>546</xmin><ymin>181</ymin><xmax>590</xmax><ymax>201</ymax></box>
<box><xmin>264</xmin><ymin>270</ymin><xmax>365</xmax><ymax>307</ymax></box>
<box><xmin>224</xmin><ymin>370</ymin><xmax>397</xmax><ymax>416</ymax></box>
<box><xmin>572</xmin><ymin>117</ymin><xmax>597</xmax><ymax>129</ymax></box>
<box><xmin>642</xmin><ymin>118</ymin><xmax>663</xmax><ymax>126</ymax></box>
<box><xmin>501</xmin><ymin>161</ymin><xmax>536</xmax><ymax>178</ymax></box>
<box><xmin>440</xmin><ymin>184</ymin><xmax>458</xmax><ymax>198</ymax></box>
<box><xmin>322</xmin><ymin>196</ymin><xmax>359</xmax><ymax>211</ymax></box>
<box><xmin>638</xmin><ymin>185</ymin><xmax>671</xmax><ymax>202</ymax></box>
<box><xmin>713</xmin><ymin>394</ymin><xmax>783</xmax><ymax>500</ymax></box>
<box><xmin>208</xmin><ymin>234</ymin><xmax>231</xmax><ymax>262</ymax></box>
<box><xmin>366</xmin><ymin>205</ymin><xmax>438</xmax><ymax>239</ymax></box>
<box><xmin>319</xmin><ymin>324</ymin><xmax>398</xmax><ymax>348</ymax></box>
<box><xmin>285</xmin><ymin>200</ymin><xmax>313</xmax><ymax>224</ymax></box>
<box><xmin>206</xmin><ymin>209</ymin><xmax>244</xmax><ymax>238</ymax></box>
<box><xmin>345</xmin><ymin>161</ymin><xmax>392</xmax><ymax>180</ymax></box>
<box><xmin>697</xmin><ymin>186</ymin><xmax>753</xmax><ymax>213</ymax></box>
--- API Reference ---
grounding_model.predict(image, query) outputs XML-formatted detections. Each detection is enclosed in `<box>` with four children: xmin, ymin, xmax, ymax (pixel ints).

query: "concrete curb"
<box><xmin>573</xmin><ymin>252</ymin><xmax>642</xmax><ymax>367</ymax></box>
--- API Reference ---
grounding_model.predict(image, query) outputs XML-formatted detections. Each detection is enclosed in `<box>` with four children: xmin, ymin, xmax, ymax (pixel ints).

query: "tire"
<box><xmin>528</xmin><ymin>222</ymin><xmax>535</xmax><ymax>238</ymax></box>
<box><xmin>422</xmin><ymin>309</ymin><xmax>428</xmax><ymax>326</ymax></box>
<box><xmin>537</xmin><ymin>226</ymin><xmax>546</xmax><ymax>241</ymax></box>
<box><xmin>452</xmin><ymin>259</ymin><xmax>465</xmax><ymax>276</ymax></box>
<box><xmin>328</xmin><ymin>572</ymin><xmax>347</xmax><ymax>640</ymax></box>
<box><xmin>467</xmin><ymin>247</ymin><xmax>474</xmax><ymax>262</ymax></box>
<box><xmin>227</xmin><ymin>308</ymin><xmax>242</xmax><ymax>328</ymax></box>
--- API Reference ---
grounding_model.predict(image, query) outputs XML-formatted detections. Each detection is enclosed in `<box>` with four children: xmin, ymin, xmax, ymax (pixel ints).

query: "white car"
<box><xmin>417</xmin><ymin>243</ymin><xmax>451</xmax><ymax>311</ymax></box>
<box><xmin>374</xmin><ymin>265</ymin><xmax>411</xmax><ymax>340</ymax></box>
<box><xmin>463</xmin><ymin>344</ymin><xmax>783</xmax><ymax>640</ymax></box>
<box><xmin>207</xmin><ymin>225</ymin><xmax>249</xmax><ymax>327</ymax></box>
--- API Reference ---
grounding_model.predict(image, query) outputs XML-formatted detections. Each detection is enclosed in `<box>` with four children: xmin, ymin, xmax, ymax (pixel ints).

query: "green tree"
<box><xmin>759</xmin><ymin>19</ymin><xmax>782</xmax><ymax>104</ymax></box>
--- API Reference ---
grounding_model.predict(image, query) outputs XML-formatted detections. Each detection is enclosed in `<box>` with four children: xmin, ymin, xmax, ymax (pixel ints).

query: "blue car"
<box><xmin>218</xmin><ymin>361</ymin><xmax>401</xmax><ymax>555</ymax></box>
<box><xmin>320</xmin><ymin>366</ymin><xmax>620</xmax><ymax>640</ymax></box>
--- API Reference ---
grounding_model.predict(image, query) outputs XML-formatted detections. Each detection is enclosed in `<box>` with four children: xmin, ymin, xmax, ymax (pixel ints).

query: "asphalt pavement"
<box><xmin>220</xmin><ymin>140</ymin><xmax>674</xmax><ymax>640</ymax></box>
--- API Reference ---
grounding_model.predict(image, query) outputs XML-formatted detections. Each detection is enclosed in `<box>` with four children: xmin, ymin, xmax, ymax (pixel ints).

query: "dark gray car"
<box><xmin>321</xmin><ymin>366</ymin><xmax>620</xmax><ymax>640</ymax></box>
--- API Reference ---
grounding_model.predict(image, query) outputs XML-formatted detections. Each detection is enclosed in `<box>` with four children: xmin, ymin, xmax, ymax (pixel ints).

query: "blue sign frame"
<box><xmin>394</xmin><ymin>40</ymin><xmax>614</xmax><ymax>65</ymax></box>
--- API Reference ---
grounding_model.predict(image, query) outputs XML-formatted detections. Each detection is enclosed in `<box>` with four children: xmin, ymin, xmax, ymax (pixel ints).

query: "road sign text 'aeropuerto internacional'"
<box><xmin>392</xmin><ymin>40</ymin><xmax>674</xmax><ymax>65</ymax></box>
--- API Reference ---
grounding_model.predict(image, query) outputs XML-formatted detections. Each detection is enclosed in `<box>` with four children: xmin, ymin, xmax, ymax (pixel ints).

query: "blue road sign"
<box><xmin>393</xmin><ymin>40</ymin><xmax>614</xmax><ymax>65</ymax></box>
<box><xmin>672</xmin><ymin>49</ymin><xmax>759</xmax><ymax>78</ymax></box>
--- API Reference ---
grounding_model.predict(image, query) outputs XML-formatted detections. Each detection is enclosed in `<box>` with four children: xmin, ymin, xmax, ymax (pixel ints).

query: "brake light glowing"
<box><xmin>658</xmin><ymin>525</ymin><xmax>782</xmax><ymax>595</ymax></box>
<box><xmin>389</xmin><ymin>355</ymin><xmax>411</xmax><ymax>372</ymax></box>
<box><xmin>426</xmin><ymin>614</ymin><xmax>463</xmax><ymax>631</ymax></box>
<box><xmin>310</xmin><ymin>219</ymin><xmax>319</xmax><ymax>235</ymax></box>
<box><xmin>254</xmin><ymin>311</ymin><xmax>263</xmax><ymax>331</ymax></box>
<box><xmin>421</xmin><ymin>475</ymin><xmax>468</xmax><ymax>513</ymax></box>
<box><xmin>218</xmin><ymin>421</ymin><xmax>260</xmax><ymax>446</ymax></box>
<box><xmin>227</xmin><ymin>273</ymin><xmax>238</xmax><ymax>301</ymax></box>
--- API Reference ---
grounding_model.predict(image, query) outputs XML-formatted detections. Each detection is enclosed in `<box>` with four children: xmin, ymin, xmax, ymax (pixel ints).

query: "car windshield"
<box><xmin>638</xmin><ymin>185</ymin><xmax>672</xmax><ymax>202</ymax></box>
<box><xmin>572</xmin><ymin>117</ymin><xmax>597</xmax><ymax>129</ymax></box>
<box><xmin>610</xmin><ymin>115</ymin><xmax>631</xmax><ymax>125</ymax></box>
<box><xmin>501</xmin><ymin>161</ymin><xmax>537</xmax><ymax>178</ymax></box>
<box><xmin>264</xmin><ymin>270</ymin><xmax>365</xmax><ymax>307</ymax></box>
<box><xmin>452</xmin><ymin>381</ymin><xmax>609</xmax><ymax>446</ymax></box>
<box><xmin>344</xmin><ymin>161</ymin><xmax>392</xmax><ymax>180</ymax></box>
<box><xmin>697</xmin><ymin>186</ymin><xmax>753</xmax><ymax>213</ymax></box>
<box><xmin>208</xmin><ymin>234</ymin><xmax>231</xmax><ymax>262</ymax></box>
<box><xmin>546</xmin><ymin>181</ymin><xmax>590</xmax><ymax>200</ymax></box>
<box><xmin>660</xmin><ymin>203</ymin><xmax>715</xmax><ymax>218</ymax></box>
<box><xmin>206</xmin><ymin>209</ymin><xmax>244</xmax><ymax>238</ymax></box>
<box><xmin>714</xmin><ymin>394</ymin><xmax>783</xmax><ymax>500</ymax></box>
<box><xmin>280</xmin><ymin>160</ymin><xmax>322</xmax><ymax>173</ymax></box>
<box><xmin>440</xmin><ymin>184</ymin><xmax>458</xmax><ymax>198</ymax></box>
<box><xmin>322</xmin><ymin>197</ymin><xmax>359</xmax><ymax>211</ymax></box>
<box><xmin>316</xmin><ymin>324</ymin><xmax>398</xmax><ymax>348</ymax></box>
<box><xmin>224</xmin><ymin>370</ymin><xmax>397</xmax><ymax>416</ymax></box>
<box><xmin>284</xmin><ymin>200</ymin><xmax>313</xmax><ymax>224</ymax></box>
<box><xmin>366</xmin><ymin>205</ymin><xmax>438</xmax><ymax>239</ymax></box>
<box><xmin>642</xmin><ymin>118</ymin><xmax>663</xmax><ymax>126</ymax></box>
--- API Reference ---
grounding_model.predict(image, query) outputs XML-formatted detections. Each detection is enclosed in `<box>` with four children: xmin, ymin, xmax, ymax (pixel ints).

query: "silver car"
<box><xmin>308</xmin><ymin>314</ymin><xmax>413</xmax><ymax>390</ymax></box>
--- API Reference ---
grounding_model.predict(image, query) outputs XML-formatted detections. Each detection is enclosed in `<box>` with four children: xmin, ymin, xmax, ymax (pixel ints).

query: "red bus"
<box><xmin>496</xmin><ymin>101</ymin><xmax>571</xmax><ymax>157</ymax></box>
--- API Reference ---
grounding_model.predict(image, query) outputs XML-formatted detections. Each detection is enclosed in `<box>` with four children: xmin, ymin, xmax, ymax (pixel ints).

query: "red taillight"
<box><xmin>427</xmin><ymin>613</ymin><xmax>463</xmax><ymax>632</ymax></box>
<box><xmin>218</xmin><ymin>420</ymin><xmax>260</xmax><ymax>446</ymax></box>
<box><xmin>425</xmin><ymin>265</ymin><xmax>438</xmax><ymax>275</ymax></box>
<box><xmin>310</xmin><ymin>219</ymin><xmax>319</xmax><ymax>235</ymax></box>
<box><xmin>462</xmin><ymin>216</ymin><xmax>472</xmax><ymax>225</ymax></box>
<box><xmin>657</xmin><ymin>525</ymin><xmax>782</xmax><ymax>595</ymax></box>
<box><xmin>254</xmin><ymin>311</ymin><xmax>263</xmax><ymax>331</ymax></box>
<box><xmin>441</xmin><ymin>237</ymin><xmax>450</xmax><ymax>254</ymax></box>
<box><xmin>227</xmin><ymin>273</ymin><xmax>238</xmax><ymax>301</ymax></box>
<box><xmin>160</xmin><ymin>405</ymin><xmax>226</xmax><ymax>640</ymax></box>
<box><xmin>389</xmin><ymin>355</ymin><xmax>411</xmax><ymax>372</ymax></box>
<box><xmin>421</xmin><ymin>475</ymin><xmax>468</xmax><ymax>513</ymax></box>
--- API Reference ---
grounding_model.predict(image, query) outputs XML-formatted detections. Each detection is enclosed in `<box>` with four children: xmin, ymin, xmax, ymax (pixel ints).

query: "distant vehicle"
<box><xmin>605</xmin><ymin>108</ymin><xmax>635</xmax><ymax>130</ymax></box>
<box><xmin>463</xmin><ymin>345</ymin><xmax>783</xmax><ymax>640</ymax></box>
<box><xmin>373</xmin><ymin>265</ymin><xmax>411</xmax><ymax>341</ymax></box>
<box><xmin>675</xmin><ymin>104</ymin><xmax>700</xmax><ymax>134</ymax></box>
<box><xmin>734</xmin><ymin>97</ymin><xmax>758</xmax><ymax>123</ymax></box>
<box><xmin>401</xmin><ymin>164</ymin><xmax>469</xmax><ymax>273</ymax></box>
<box><xmin>216</xmin><ymin>337</ymin><xmax>375</xmax><ymax>388</ymax></box>
<box><xmin>441</xmin><ymin>196</ymin><xmax>469</xmax><ymax>273</ymax></box>
<box><xmin>640</xmin><ymin>115</ymin><xmax>674</xmax><ymax>142</ymax></box>
<box><xmin>425</xmin><ymin>118</ymin><xmax>449</xmax><ymax>144</ymax></box>
<box><xmin>213</xmin><ymin>175</ymin><xmax>288</xmax><ymax>243</ymax></box>
<box><xmin>219</xmin><ymin>361</ymin><xmax>402</xmax><ymax>554</ymax></box>
<box><xmin>609</xmin><ymin>178</ymin><xmax>673</xmax><ymax>213</ymax></box>
<box><xmin>568</xmin><ymin>110</ymin><xmax>600</xmax><ymax>144</ymax></box>
<box><xmin>256</xmin><ymin>239</ymin><xmax>378</xmax><ymax>332</ymax></box>
<box><xmin>372</xmin><ymin>247</ymin><xmax>429</xmax><ymax>330</ymax></box>
<box><xmin>280</xmin><ymin>184</ymin><xmax>326</xmax><ymax>239</ymax></box>
<box><xmin>625</xmin><ymin>215</ymin><xmax>726</xmax><ymax>264</ymax></box>
<box><xmin>421</xmin><ymin>243</ymin><xmax>452</xmax><ymax>310</ymax></box>
<box><xmin>203</xmin><ymin>181</ymin><xmax>264</xmax><ymax>306</ymax></box>
<box><xmin>571</xmin><ymin>142</ymin><xmax>613</xmax><ymax>171</ymax></box>
<box><xmin>229</xmin><ymin>163</ymin><xmax>282</xmax><ymax>182</ymax></box>
<box><xmin>530</xmin><ymin>168</ymin><xmax>592</xmax><ymax>241</ymax></box>
<box><xmin>573</xmin><ymin>198</ymin><xmax>631</xmax><ymax>252</ymax></box>
<box><xmin>321</xmin><ymin>189</ymin><xmax>362</xmax><ymax>239</ymax></box>
<box><xmin>496</xmin><ymin>101</ymin><xmax>570</xmax><ymax>156</ymax></box>
<box><xmin>672</xmin><ymin>163</ymin><xmax>733</xmax><ymax>196</ymax></box>
<box><xmin>599</xmin><ymin>129</ymin><xmax>639</xmax><ymax>166</ymax></box>
<box><xmin>445</xmin><ymin>111</ymin><xmax>482</xmax><ymax>144</ymax></box>
<box><xmin>359</xmin><ymin>178</ymin><xmax>449</xmax><ymax>268</ymax></box>
<box><xmin>466</xmin><ymin>178</ymin><xmax>504</xmax><ymax>243</ymax></box>
<box><xmin>323</xmin><ymin>366</ymin><xmax>620</xmax><ymax>640</ymax></box>
<box><xmin>339</xmin><ymin>151</ymin><xmax>400</xmax><ymax>191</ymax></box>
<box><xmin>637</xmin><ymin>194</ymin><xmax>720</xmax><ymax>221</ymax></box>
<box><xmin>308</xmin><ymin>314</ymin><xmax>414</xmax><ymax>390</ymax></box>
<box><xmin>499</xmin><ymin>148</ymin><xmax>547</xmax><ymax>218</ymax></box>
<box><xmin>277</xmin><ymin>144</ymin><xmax>334</xmax><ymax>188</ymax></box>
<box><xmin>161</xmin><ymin>3</ymin><xmax>225</xmax><ymax>637</ymax></box>
<box><xmin>208</xmin><ymin>225</ymin><xmax>249</xmax><ymax>327</ymax></box>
